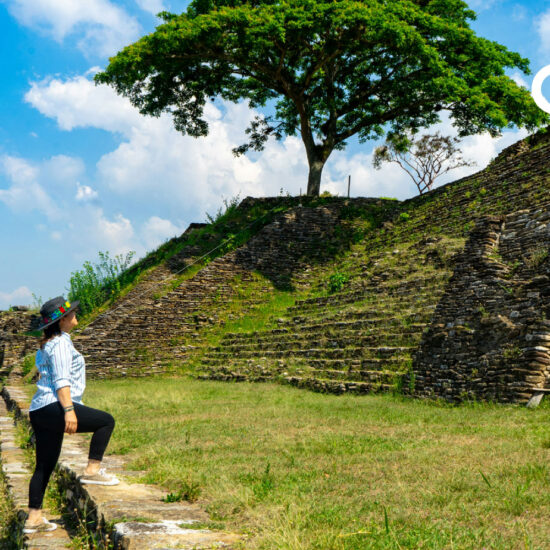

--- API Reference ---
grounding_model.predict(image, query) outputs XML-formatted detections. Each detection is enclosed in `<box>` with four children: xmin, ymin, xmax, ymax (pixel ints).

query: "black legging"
<box><xmin>28</xmin><ymin>401</ymin><xmax>115</xmax><ymax>509</ymax></box>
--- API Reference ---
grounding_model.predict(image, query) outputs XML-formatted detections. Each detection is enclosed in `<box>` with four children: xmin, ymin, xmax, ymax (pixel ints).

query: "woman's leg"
<box><xmin>73</xmin><ymin>403</ymin><xmax>115</xmax><ymax>473</ymax></box>
<box><xmin>28</xmin><ymin>404</ymin><xmax>65</xmax><ymax>522</ymax></box>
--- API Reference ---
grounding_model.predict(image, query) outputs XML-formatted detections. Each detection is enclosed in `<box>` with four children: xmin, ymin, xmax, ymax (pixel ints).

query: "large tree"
<box><xmin>96</xmin><ymin>0</ymin><xmax>548</xmax><ymax>196</ymax></box>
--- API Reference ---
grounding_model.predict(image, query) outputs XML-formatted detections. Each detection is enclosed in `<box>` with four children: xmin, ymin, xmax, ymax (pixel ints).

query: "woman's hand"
<box><xmin>64</xmin><ymin>410</ymin><xmax>78</xmax><ymax>434</ymax></box>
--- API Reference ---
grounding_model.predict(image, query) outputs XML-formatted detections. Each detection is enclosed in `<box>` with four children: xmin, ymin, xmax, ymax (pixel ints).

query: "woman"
<box><xmin>23</xmin><ymin>296</ymin><xmax>119</xmax><ymax>534</ymax></box>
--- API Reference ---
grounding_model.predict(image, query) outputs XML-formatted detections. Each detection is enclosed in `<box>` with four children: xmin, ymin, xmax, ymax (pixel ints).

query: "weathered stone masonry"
<box><xmin>410</xmin><ymin>201</ymin><xmax>550</xmax><ymax>403</ymax></box>
<box><xmin>76</xmin><ymin>200</ymin><xmax>390</xmax><ymax>378</ymax></box>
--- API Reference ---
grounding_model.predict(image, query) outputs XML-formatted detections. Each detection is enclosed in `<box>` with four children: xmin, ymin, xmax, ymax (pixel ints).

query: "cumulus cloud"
<box><xmin>94</xmin><ymin>212</ymin><xmax>135</xmax><ymax>255</ymax></box>
<box><xmin>25</xmin><ymin>76</ymin><xmax>138</xmax><ymax>134</ymax></box>
<box><xmin>0</xmin><ymin>286</ymin><xmax>33</xmax><ymax>310</ymax></box>
<box><xmin>141</xmin><ymin>216</ymin><xmax>185</xmax><ymax>250</ymax></box>
<box><xmin>324</xmin><ymin>110</ymin><xmax>530</xmax><ymax>198</ymax></box>
<box><xmin>510</xmin><ymin>71</ymin><xmax>530</xmax><ymax>89</ymax></box>
<box><xmin>4</xmin><ymin>0</ymin><xmax>140</xmax><ymax>57</ymax></box>
<box><xmin>75</xmin><ymin>182</ymin><xmax>99</xmax><ymax>202</ymax></box>
<box><xmin>135</xmin><ymin>0</ymin><xmax>165</xmax><ymax>16</ymax></box>
<box><xmin>0</xmin><ymin>155</ymin><xmax>60</xmax><ymax>218</ymax></box>
<box><xmin>536</xmin><ymin>9</ymin><xmax>550</xmax><ymax>54</ymax></box>
<box><xmin>24</xmin><ymin>71</ymin><xmax>532</xmax><ymax>219</ymax></box>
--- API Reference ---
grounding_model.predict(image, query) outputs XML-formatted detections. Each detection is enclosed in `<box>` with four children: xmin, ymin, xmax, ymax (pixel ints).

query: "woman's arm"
<box><xmin>48</xmin><ymin>338</ymin><xmax>78</xmax><ymax>435</ymax></box>
<box><xmin>57</xmin><ymin>386</ymin><xmax>78</xmax><ymax>434</ymax></box>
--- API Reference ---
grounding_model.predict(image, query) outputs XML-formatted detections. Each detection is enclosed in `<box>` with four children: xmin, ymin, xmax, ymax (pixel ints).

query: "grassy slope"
<box><xmin>82</xmin><ymin>377</ymin><xmax>550</xmax><ymax>550</ymax></box>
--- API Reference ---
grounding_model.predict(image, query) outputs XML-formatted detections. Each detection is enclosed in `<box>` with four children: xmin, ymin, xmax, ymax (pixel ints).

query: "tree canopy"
<box><xmin>95</xmin><ymin>0</ymin><xmax>549</xmax><ymax>196</ymax></box>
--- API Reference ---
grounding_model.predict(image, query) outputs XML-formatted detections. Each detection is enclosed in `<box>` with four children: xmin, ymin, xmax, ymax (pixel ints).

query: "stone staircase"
<box><xmin>0</xmin><ymin>395</ymin><xmax>73</xmax><ymax>550</ymax></box>
<box><xmin>199</xmin><ymin>238</ymin><xmax>466</xmax><ymax>393</ymax></box>
<box><xmin>0</xmin><ymin>365</ymin><xmax>242</xmax><ymax>549</ymax></box>
<box><xmin>75</xmin><ymin>200</ymin><xmax>393</xmax><ymax>378</ymax></box>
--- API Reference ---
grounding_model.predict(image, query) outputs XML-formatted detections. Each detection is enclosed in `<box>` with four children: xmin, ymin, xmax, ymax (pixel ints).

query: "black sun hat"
<box><xmin>38</xmin><ymin>296</ymin><xmax>80</xmax><ymax>331</ymax></box>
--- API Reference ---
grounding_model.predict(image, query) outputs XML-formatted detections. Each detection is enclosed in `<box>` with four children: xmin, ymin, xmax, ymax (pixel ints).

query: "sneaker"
<box><xmin>23</xmin><ymin>516</ymin><xmax>58</xmax><ymax>534</ymax></box>
<box><xmin>79</xmin><ymin>467</ymin><xmax>120</xmax><ymax>486</ymax></box>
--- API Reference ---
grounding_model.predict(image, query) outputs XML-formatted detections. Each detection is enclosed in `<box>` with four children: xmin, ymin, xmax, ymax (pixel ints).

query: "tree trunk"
<box><xmin>306</xmin><ymin>158</ymin><xmax>326</xmax><ymax>196</ymax></box>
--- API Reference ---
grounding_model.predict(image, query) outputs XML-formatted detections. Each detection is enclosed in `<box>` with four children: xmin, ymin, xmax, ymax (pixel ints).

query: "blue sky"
<box><xmin>1</xmin><ymin>0</ymin><xmax>550</xmax><ymax>309</ymax></box>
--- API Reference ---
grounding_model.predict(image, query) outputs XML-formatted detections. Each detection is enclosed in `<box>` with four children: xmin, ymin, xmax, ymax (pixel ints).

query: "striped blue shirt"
<box><xmin>29</xmin><ymin>332</ymin><xmax>86</xmax><ymax>412</ymax></box>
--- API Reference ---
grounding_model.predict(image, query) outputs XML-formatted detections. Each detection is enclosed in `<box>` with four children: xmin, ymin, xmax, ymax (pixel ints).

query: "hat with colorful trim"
<box><xmin>38</xmin><ymin>296</ymin><xmax>80</xmax><ymax>331</ymax></box>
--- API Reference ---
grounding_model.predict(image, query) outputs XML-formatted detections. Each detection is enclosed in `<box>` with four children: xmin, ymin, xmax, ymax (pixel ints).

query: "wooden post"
<box><xmin>347</xmin><ymin>175</ymin><xmax>351</xmax><ymax>198</ymax></box>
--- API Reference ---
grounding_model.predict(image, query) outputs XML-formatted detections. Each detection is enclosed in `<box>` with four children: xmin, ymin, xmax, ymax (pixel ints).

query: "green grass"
<box><xmin>82</xmin><ymin>376</ymin><xmax>550</xmax><ymax>549</ymax></box>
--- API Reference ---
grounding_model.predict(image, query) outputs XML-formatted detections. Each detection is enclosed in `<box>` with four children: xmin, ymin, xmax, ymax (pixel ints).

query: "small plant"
<box><xmin>523</xmin><ymin>246</ymin><xmax>549</xmax><ymax>269</ymax></box>
<box><xmin>162</xmin><ymin>479</ymin><xmax>202</xmax><ymax>503</ymax></box>
<box><xmin>476</xmin><ymin>305</ymin><xmax>489</xmax><ymax>318</ymax></box>
<box><xmin>399</xmin><ymin>212</ymin><xmax>410</xmax><ymax>222</ymax></box>
<box><xmin>464</xmin><ymin>190</ymin><xmax>471</xmax><ymax>199</ymax></box>
<box><xmin>21</xmin><ymin>353</ymin><xmax>35</xmax><ymax>378</ymax></box>
<box><xmin>205</xmin><ymin>194</ymin><xmax>241</xmax><ymax>224</ymax></box>
<box><xmin>31</xmin><ymin>293</ymin><xmax>43</xmax><ymax>310</ymax></box>
<box><xmin>502</xmin><ymin>344</ymin><xmax>523</xmax><ymax>360</ymax></box>
<box><xmin>253</xmin><ymin>462</ymin><xmax>275</xmax><ymax>500</ymax></box>
<box><xmin>327</xmin><ymin>272</ymin><xmax>349</xmax><ymax>293</ymax></box>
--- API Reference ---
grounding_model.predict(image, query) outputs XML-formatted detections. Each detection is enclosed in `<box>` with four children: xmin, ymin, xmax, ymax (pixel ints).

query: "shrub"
<box><xmin>205</xmin><ymin>194</ymin><xmax>240</xmax><ymax>224</ymax></box>
<box><xmin>67</xmin><ymin>251</ymin><xmax>135</xmax><ymax>317</ymax></box>
<box><xmin>327</xmin><ymin>272</ymin><xmax>349</xmax><ymax>293</ymax></box>
<box><xmin>399</xmin><ymin>212</ymin><xmax>410</xmax><ymax>222</ymax></box>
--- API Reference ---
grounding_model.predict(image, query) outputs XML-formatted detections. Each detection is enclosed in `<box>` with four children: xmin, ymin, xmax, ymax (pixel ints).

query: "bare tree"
<box><xmin>373</xmin><ymin>131</ymin><xmax>477</xmax><ymax>195</ymax></box>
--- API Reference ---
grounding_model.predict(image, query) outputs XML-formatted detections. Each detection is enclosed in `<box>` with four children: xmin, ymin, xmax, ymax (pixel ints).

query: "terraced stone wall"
<box><xmin>0</xmin><ymin>312</ymin><xmax>40</xmax><ymax>377</ymax></box>
<box><xmin>76</xmin><ymin>200</ymin><xmax>395</xmax><ymax>378</ymax></box>
<box><xmin>410</xmin><ymin>201</ymin><xmax>550</xmax><ymax>403</ymax></box>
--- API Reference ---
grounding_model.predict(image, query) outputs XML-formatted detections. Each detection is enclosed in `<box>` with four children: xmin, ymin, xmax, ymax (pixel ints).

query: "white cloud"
<box><xmin>536</xmin><ymin>9</ymin><xmax>550</xmax><ymax>54</ymax></box>
<box><xmin>141</xmin><ymin>216</ymin><xmax>184</xmax><ymax>250</ymax></box>
<box><xmin>75</xmin><ymin>182</ymin><xmax>99</xmax><ymax>202</ymax></box>
<box><xmin>0</xmin><ymin>286</ymin><xmax>33</xmax><ymax>310</ymax></box>
<box><xmin>94</xmin><ymin>212</ymin><xmax>135</xmax><ymax>255</ymax></box>
<box><xmin>467</xmin><ymin>0</ymin><xmax>500</xmax><ymax>12</ymax></box>
<box><xmin>510</xmin><ymin>71</ymin><xmax>529</xmax><ymax>89</ymax></box>
<box><xmin>5</xmin><ymin>0</ymin><xmax>140</xmax><ymax>57</ymax></box>
<box><xmin>44</xmin><ymin>155</ymin><xmax>86</xmax><ymax>188</ymax></box>
<box><xmin>0</xmin><ymin>155</ymin><xmax>60</xmax><ymax>218</ymax></box>
<box><xmin>135</xmin><ymin>0</ymin><xmax>165</xmax><ymax>16</ymax></box>
<box><xmin>324</xmin><ymin>111</ymin><xmax>530</xmax><ymax>199</ymax></box>
<box><xmin>25</xmin><ymin>76</ymin><xmax>138</xmax><ymax>134</ymax></box>
<box><xmin>23</xmin><ymin>72</ymin><xmax>533</xmax><ymax>222</ymax></box>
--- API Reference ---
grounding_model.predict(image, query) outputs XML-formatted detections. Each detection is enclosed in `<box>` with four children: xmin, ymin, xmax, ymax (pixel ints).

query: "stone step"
<box><xmin>214</xmin><ymin>332</ymin><xmax>422</xmax><ymax>352</ymax></box>
<box><xmin>203</xmin><ymin>345</ymin><xmax>415</xmax><ymax>360</ymax></box>
<box><xmin>199</xmin><ymin>355</ymin><xmax>412</xmax><ymax>371</ymax></box>
<box><xmin>222</xmin><ymin>318</ymin><xmax>429</xmax><ymax>341</ymax></box>
<box><xmin>301</xmin><ymin>368</ymin><xmax>401</xmax><ymax>383</ymax></box>
<box><xmin>0</xmin><ymin>396</ymin><xmax>74</xmax><ymax>549</ymax></box>
<box><xmin>290</xmin><ymin>275</ymin><xmax>449</xmax><ymax>309</ymax></box>
<box><xmin>286</xmin><ymin>290</ymin><xmax>445</xmax><ymax>314</ymax></box>
<box><xmin>1</xmin><ymin>372</ymin><xmax>242</xmax><ymax>550</ymax></box>
<box><xmin>283</xmin><ymin>376</ymin><xmax>395</xmax><ymax>394</ymax></box>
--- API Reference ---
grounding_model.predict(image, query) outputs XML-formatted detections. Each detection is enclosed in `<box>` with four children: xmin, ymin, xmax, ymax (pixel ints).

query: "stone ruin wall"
<box><xmin>76</xmin><ymin>199</ymin><xmax>391</xmax><ymax>378</ymax></box>
<box><xmin>0</xmin><ymin>311</ymin><xmax>40</xmax><ymax>377</ymax></box>
<box><xmin>410</xmin><ymin>201</ymin><xmax>550</xmax><ymax>403</ymax></box>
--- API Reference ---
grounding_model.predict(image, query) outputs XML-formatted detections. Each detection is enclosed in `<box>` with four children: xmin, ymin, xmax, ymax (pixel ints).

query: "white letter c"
<box><xmin>532</xmin><ymin>65</ymin><xmax>550</xmax><ymax>114</ymax></box>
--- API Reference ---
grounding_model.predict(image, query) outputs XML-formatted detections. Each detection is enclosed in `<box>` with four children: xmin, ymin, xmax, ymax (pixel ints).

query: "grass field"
<box><xmin>79</xmin><ymin>376</ymin><xmax>550</xmax><ymax>549</ymax></box>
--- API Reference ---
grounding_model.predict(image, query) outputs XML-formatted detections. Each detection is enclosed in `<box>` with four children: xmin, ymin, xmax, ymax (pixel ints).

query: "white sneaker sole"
<box><xmin>23</xmin><ymin>520</ymin><xmax>57</xmax><ymax>533</ymax></box>
<box><xmin>80</xmin><ymin>478</ymin><xmax>120</xmax><ymax>486</ymax></box>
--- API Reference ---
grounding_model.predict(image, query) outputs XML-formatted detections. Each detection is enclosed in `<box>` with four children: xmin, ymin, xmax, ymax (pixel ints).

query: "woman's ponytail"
<box><xmin>39</xmin><ymin>321</ymin><xmax>62</xmax><ymax>349</ymax></box>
